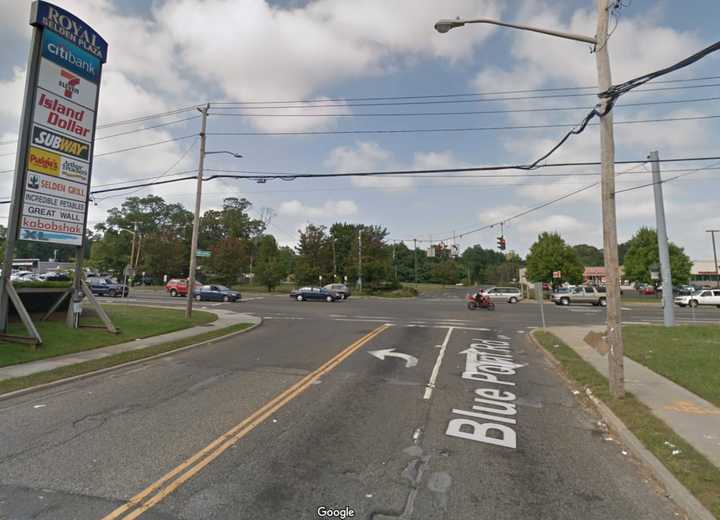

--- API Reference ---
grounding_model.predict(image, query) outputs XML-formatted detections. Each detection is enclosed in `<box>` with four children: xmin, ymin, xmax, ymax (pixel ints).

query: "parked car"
<box><xmin>674</xmin><ymin>289</ymin><xmax>720</xmax><ymax>308</ymax></box>
<box><xmin>38</xmin><ymin>271</ymin><xmax>71</xmax><ymax>281</ymax></box>
<box><xmin>484</xmin><ymin>286</ymin><xmax>523</xmax><ymax>304</ymax></box>
<box><xmin>290</xmin><ymin>287</ymin><xmax>341</xmax><ymax>302</ymax></box>
<box><xmin>192</xmin><ymin>285</ymin><xmax>241</xmax><ymax>302</ymax></box>
<box><xmin>88</xmin><ymin>277</ymin><xmax>128</xmax><ymax>297</ymax></box>
<box><xmin>165</xmin><ymin>278</ymin><xmax>201</xmax><ymax>297</ymax></box>
<box><xmin>552</xmin><ymin>285</ymin><xmax>607</xmax><ymax>306</ymax></box>
<box><xmin>324</xmin><ymin>283</ymin><xmax>351</xmax><ymax>299</ymax></box>
<box><xmin>10</xmin><ymin>271</ymin><xmax>37</xmax><ymax>282</ymax></box>
<box><xmin>640</xmin><ymin>286</ymin><xmax>656</xmax><ymax>295</ymax></box>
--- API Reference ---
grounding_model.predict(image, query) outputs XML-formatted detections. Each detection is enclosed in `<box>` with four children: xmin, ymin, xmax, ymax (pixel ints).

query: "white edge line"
<box><xmin>423</xmin><ymin>326</ymin><xmax>454</xmax><ymax>400</ymax></box>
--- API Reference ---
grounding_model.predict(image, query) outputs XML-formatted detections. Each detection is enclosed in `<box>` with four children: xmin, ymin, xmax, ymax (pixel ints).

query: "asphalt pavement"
<box><xmin>0</xmin><ymin>289</ymin><xmax>712</xmax><ymax>519</ymax></box>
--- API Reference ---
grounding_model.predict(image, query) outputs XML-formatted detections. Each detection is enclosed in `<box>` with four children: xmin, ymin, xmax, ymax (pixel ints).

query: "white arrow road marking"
<box><xmin>368</xmin><ymin>348</ymin><xmax>418</xmax><ymax>368</ymax></box>
<box><xmin>497</xmin><ymin>334</ymin><xmax>511</xmax><ymax>340</ymax></box>
<box><xmin>424</xmin><ymin>327</ymin><xmax>454</xmax><ymax>400</ymax></box>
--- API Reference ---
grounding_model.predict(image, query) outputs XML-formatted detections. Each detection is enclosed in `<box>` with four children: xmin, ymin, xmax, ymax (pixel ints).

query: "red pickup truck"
<box><xmin>165</xmin><ymin>278</ymin><xmax>201</xmax><ymax>297</ymax></box>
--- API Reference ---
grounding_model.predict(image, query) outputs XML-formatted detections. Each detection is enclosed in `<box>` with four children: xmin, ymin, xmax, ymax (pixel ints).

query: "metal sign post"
<box><xmin>0</xmin><ymin>1</ymin><xmax>110</xmax><ymax>342</ymax></box>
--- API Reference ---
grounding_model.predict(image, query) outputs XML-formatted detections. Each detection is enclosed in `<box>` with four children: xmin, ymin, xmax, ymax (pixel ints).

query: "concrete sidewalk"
<box><xmin>548</xmin><ymin>326</ymin><xmax>720</xmax><ymax>469</ymax></box>
<box><xmin>0</xmin><ymin>308</ymin><xmax>260</xmax><ymax>383</ymax></box>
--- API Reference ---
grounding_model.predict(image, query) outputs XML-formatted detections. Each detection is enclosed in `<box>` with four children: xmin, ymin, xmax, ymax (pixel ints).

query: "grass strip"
<box><xmin>0</xmin><ymin>322</ymin><xmax>252</xmax><ymax>397</ymax></box>
<box><xmin>0</xmin><ymin>305</ymin><xmax>216</xmax><ymax>367</ymax></box>
<box><xmin>533</xmin><ymin>330</ymin><xmax>720</xmax><ymax>518</ymax></box>
<box><xmin>623</xmin><ymin>324</ymin><xmax>720</xmax><ymax>407</ymax></box>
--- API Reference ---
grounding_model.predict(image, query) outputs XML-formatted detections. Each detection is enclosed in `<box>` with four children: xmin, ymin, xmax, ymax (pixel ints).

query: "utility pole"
<box><xmin>332</xmin><ymin>238</ymin><xmax>337</xmax><ymax>280</ymax></box>
<box><xmin>707</xmin><ymin>230</ymin><xmax>720</xmax><ymax>288</ymax></box>
<box><xmin>434</xmin><ymin>0</ymin><xmax>625</xmax><ymax>397</ymax></box>
<box><xmin>357</xmin><ymin>228</ymin><xmax>363</xmax><ymax>292</ymax></box>
<box><xmin>185</xmin><ymin>104</ymin><xmax>209</xmax><ymax>320</ymax></box>
<box><xmin>649</xmin><ymin>151</ymin><xmax>674</xmax><ymax>326</ymax></box>
<box><xmin>595</xmin><ymin>0</ymin><xmax>625</xmax><ymax>398</ymax></box>
<box><xmin>413</xmin><ymin>238</ymin><xmax>418</xmax><ymax>283</ymax></box>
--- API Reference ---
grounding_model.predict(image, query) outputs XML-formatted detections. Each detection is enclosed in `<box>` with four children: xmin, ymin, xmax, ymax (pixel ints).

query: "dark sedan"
<box><xmin>88</xmin><ymin>277</ymin><xmax>128</xmax><ymax>297</ymax></box>
<box><xmin>290</xmin><ymin>287</ymin><xmax>340</xmax><ymax>302</ymax></box>
<box><xmin>192</xmin><ymin>285</ymin><xmax>241</xmax><ymax>302</ymax></box>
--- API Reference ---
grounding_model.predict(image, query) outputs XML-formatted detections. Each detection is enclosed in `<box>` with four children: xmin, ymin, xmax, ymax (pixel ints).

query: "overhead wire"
<box><xmin>94</xmin><ymin>136</ymin><xmax>199</xmax><ymax>202</ymax></box>
<box><xmin>209</xmin><ymin>75</ymin><xmax>720</xmax><ymax>107</ymax></box>
<box><xmin>207</xmin><ymin>95</ymin><xmax>720</xmax><ymax>118</ymax></box>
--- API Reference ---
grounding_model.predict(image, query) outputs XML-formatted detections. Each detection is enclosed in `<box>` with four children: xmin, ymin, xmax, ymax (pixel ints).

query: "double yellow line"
<box><xmin>102</xmin><ymin>324</ymin><xmax>389</xmax><ymax>520</ymax></box>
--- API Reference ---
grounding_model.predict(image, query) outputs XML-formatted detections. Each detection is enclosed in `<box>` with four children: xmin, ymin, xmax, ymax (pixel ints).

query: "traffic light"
<box><xmin>497</xmin><ymin>236</ymin><xmax>506</xmax><ymax>251</ymax></box>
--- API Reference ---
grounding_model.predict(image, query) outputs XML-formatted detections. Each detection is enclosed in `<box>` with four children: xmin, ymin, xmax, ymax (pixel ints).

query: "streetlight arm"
<box><xmin>205</xmin><ymin>150</ymin><xmax>243</xmax><ymax>158</ymax></box>
<box><xmin>434</xmin><ymin>18</ymin><xmax>596</xmax><ymax>45</ymax></box>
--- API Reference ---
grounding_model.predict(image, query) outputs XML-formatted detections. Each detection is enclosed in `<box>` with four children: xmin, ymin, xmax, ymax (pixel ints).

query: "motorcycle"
<box><xmin>466</xmin><ymin>292</ymin><xmax>495</xmax><ymax>311</ymax></box>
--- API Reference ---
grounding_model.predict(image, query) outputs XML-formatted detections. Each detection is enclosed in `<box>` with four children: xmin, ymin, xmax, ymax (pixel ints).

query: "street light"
<box><xmin>205</xmin><ymin>151</ymin><xmax>243</xmax><ymax>158</ymax></box>
<box><xmin>435</xmin><ymin>1</ymin><xmax>627</xmax><ymax>398</ymax></box>
<box><xmin>434</xmin><ymin>18</ymin><xmax>596</xmax><ymax>44</ymax></box>
<box><xmin>185</xmin><ymin>104</ymin><xmax>244</xmax><ymax>319</ymax></box>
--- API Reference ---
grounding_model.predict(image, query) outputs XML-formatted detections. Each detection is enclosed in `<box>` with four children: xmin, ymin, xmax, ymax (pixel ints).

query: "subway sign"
<box><xmin>14</xmin><ymin>1</ymin><xmax>107</xmax><ymax>246</ymax></box>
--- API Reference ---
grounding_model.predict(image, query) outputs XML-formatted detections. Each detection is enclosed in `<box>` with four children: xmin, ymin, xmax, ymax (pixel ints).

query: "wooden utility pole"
<box><xmin>357</xmin><ymin>229</ymin><xmax>363</xmax><ymax>292</ymax></box>
<box><xmin>595</xmin><ymin>0</ymin><xmax>624</xmax><ymax>398</ymax></box>
<box><xmin>185</xmin><ymin>104</ymin><xmax>209</xmax><ymax>319</ymax></box>
<box><xmin>413</xmin><ymin>238</ymin><xmax>418</xmax><ymax>283</ymax></box>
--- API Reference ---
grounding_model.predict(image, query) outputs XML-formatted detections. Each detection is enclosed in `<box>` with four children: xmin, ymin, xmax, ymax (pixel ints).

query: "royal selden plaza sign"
<box><xmin>14</xmin><ymin>2</ymin><xmax>107</xmax><ymax>246</ymax></box>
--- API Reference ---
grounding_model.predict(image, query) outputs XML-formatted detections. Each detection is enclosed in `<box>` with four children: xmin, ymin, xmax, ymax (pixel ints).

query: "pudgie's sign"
<box><xmin>14</xmin><ymin>1</ymin><xmax>107</xmax><ymax>247</ymax></box>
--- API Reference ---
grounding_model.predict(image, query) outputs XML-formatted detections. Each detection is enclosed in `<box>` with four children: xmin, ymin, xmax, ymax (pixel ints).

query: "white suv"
<box><xmin>674</xmin><ymin>289</ymin><xmax>720</xmax><ymax>308</ymax></box>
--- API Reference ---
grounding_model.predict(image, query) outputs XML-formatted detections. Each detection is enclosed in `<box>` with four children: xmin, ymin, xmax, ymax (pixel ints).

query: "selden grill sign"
<box><xmin>16</xmin><ymin>2</ymin><xmax>107</xmax><ymax>246</ymax></box>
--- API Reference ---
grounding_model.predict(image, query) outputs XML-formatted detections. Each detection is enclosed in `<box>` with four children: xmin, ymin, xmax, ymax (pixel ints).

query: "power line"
<box><xmin>95</xmin><ymin>137</ymin><xmax>199</xmax><ymax>202</ymax></box>
<box><xmin>205</xmin><ymin>113</ymin><xmax>720</xmax><ymax>136</ymax></box>
<box><xmin>95</xmin><ymin>116</ymin><xmax>200</xmax><ymax>141</ymax></box>
<box><xmin>94</xmin><ymin>135</ymin><xmax>197</xmax><ymax>158</ymax></box>
<box><xmin>208</xmin><ymin>95</ymin><xmax>720</xmax><ymax>118</ymax></box>
<box><xmin>209</xmin><ymin>74</ymin><xmax>720</xmax><ymax>106</ymax></box>
<box><xmin>208</xmin><ymin>82</ymin><xmax>720</xmax><ymax>110</ymax></box>
<box><xmin>399</xmin><ymin>163</ymin><xmax>650</xmax><ymax>243</ymax></box>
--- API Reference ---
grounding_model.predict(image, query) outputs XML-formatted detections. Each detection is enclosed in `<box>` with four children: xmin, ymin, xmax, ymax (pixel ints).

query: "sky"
<box><xmin>1</xmin><ymin>0</ymin><xmax>719</xmax><ymax>261</ymax></box>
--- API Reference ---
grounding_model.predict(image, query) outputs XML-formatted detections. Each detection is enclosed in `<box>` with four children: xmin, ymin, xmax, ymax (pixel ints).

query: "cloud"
<box><xmin>277</xmin><ymin>199</ymin><xmax>358</xmax><ymax>219</ymax></box>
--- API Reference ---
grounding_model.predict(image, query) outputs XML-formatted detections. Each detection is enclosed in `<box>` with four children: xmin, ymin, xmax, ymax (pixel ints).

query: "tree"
<box><xmin>295</xmin><ymin>224</ymin><xmax>332</xmax><ymax>285</ymax></box>
<box><xmin>484</xmin><ymin>252</ymin><xmax>521</xmax><ymax>285</ymax></box>
<box><xmin>254</xmin><ymin>235</ymin><xmax>286</xmax><ymax>291</ymax></box>
<box><xmin>622</xmin><ymin>227</ymin><xmax>692</xmax><ymax>284</ymax></box>
<box><xmin>431</xmin><ymin>260</ymin><xmax>462</xmax><ymax>285</ymax></box>
<box><xmin>572</xmin><ymin>244</ymin><xmax>604</xmax><ymax>267</ymax></box>
<box><xmin>200</xmin><ymin>197</ymin><xmax>265</xmax><ymax>246</ymax></box>
<box><xmin>525</xmin><ymin>232</ymin><xmax>583</xmax><ymax>284</ymax></box>
<box><xmin>461</xmin><ymin>245</ymin><xmax>505</xmax><ymax>284</ymax></box>
<box><xmin>209</xmin><ymin>238</ymin><xmax>249</xmax><ymax>285</ymax></box>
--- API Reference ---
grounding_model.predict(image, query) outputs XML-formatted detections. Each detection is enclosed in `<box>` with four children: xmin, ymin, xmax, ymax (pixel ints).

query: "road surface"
<box><xmin>0</xmin><ymin>291</ymin><xmax>703</xmax><ymax>519</ymax></box>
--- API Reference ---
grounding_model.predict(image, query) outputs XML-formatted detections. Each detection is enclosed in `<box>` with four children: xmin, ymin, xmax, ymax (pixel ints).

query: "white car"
<box><xmin>10</xmin><ymin>271</ymin><xmax>37</xmax><ymax>282</ymax></box>
<box><xmin>484</xmin><ymin>286</ymin><xmax>523</xmax><ymax>304</ymax></box>
<box><xmin>674</xmin><ymin>289</ymin><xmax>720</xmax><ymax>308</ymax></box>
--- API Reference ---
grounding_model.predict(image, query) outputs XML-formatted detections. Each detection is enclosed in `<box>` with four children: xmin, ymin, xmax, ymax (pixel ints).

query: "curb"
<box><xmin>0</xmin><ymin>317</ymin><xmax>263</xmax><ymax>402</ymax></box>
<box><xmin>527</xmin><ymin>330</ymin><xmax>715</xmax><ymax>520</ymax></box>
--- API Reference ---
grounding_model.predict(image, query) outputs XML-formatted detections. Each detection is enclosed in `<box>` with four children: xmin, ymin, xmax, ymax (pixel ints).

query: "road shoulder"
<box><xmin>529</xmin><ymin>328</ymin><xmax>719</xmax><ymax>520</ymax></box>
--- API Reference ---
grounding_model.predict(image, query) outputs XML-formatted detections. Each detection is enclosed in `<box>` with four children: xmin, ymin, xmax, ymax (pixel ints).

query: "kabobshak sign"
<box><xmin>18</xmin><ymin>2</ymin><xmax>107</xmax><ymax>246</ymax></box>
<box><xmin>0</xmin><ymin>2</ymin><xmax>109</xmax><ymax>341</ymax></box>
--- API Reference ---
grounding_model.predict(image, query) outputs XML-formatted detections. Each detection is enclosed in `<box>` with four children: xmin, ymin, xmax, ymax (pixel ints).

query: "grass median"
<box><xmin>623</xmin><ymin>324</ymin><xmax>720</xmax><ymax>407</ymax></box>
<box><xmin>0</xmin><ymin>305</ymin><xmax>216</xmax><ymax>367</ymax></box>
<box><xmin>533</xmin><ymin>329</ymin><xmax>720</xmax><ymax>518</ymax></box>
